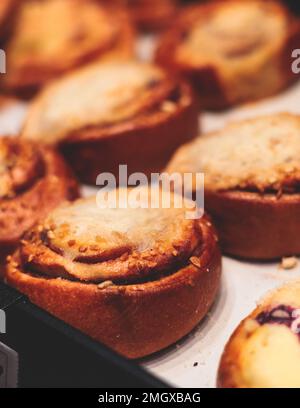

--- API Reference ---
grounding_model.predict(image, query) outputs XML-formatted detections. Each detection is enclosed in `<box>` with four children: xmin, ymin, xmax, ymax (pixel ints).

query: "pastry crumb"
<box><xmin>189</xmin><ymin>256</ymin><xmax>201</xmax><ymax>268</ymax></box>
<box><xmin>244</xmin><ymin>319</ymin><xmax>259</xmax><ymax>335</ymax></box>
<box><xmin>161</xmin><ymin>100</ymin><xmax>176</xmax><ymax>113</ymax></box>
<box><xmin>279</xmin><ymin>257</ymin><xmax>298</xmax><ymax>270</ymax></box>
<box><xmin>98</xmin><ymin>281</ymin><xmax>114</xmax><ymax>289</ymax></box>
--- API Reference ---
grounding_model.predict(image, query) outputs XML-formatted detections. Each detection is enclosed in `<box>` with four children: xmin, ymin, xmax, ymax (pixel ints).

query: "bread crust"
<box><xmin>206</xmin><ymin>189</ymin><xmax>300</xmax><ymax>260</ymax></box>
<box><xmin>218</xmin><ymin>312</ymin><xmax>259</xmax><ymax>388</ymax></box>
<box><xmin>156</xmin><ymin>1</ymin><xmax>300</xmax><ymax>110</ymax></box>
<box><xmin>0</xmin><ymin>138</ymin><xmax>79</xmax><ymax>273</ymax></box>
<box><xmin>6</xmin><ymin>214</ymin><xmax>221</xmax><ymax>359</ymax></box>
<box><xmin>2</xmin><ymin>0</ymin><xmax>135</xmax><ymax>98</ymax></box>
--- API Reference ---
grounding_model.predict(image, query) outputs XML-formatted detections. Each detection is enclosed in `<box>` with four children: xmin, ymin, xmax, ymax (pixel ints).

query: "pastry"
<box><xmin>0</xmin><ymin>136</ymin><xmax>79</xmax><ymax>276</ymax></box>
<box><xmin>156</xmin><ymin>0</ymin><xmax>300</xmax><ymax>109</ymax></box>
<box><xmin>6</xmin><ymin>188</ymin><xmax>221</xmax><ymax>358</ymax></box>
<box><xmin>1</xmin><ymin>0</ymin><xmax>134</xmax><ymax>98</ymax></box>
<box><xmin>21</xmin><ymin>60</ymin><xmax>198</xmax><ymax>184</ymax></box>
<box><xmin>218</xmin><ymin>281</ymin><xmax>300</xmax><ymax>388</ymax></box>
<box><xmin>166</xmin><ymin>113</ymin><xmax>300</xmax><ymax>260</ymax></box>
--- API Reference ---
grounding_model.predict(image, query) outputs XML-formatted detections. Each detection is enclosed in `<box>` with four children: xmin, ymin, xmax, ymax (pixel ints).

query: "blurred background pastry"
<box><xmin>156</xmin><ymin>0</ymin><xmax>300</xmax><ymax>109</ymax></box>
<box><xmin>21</xmin><ymin>60</ymin><xmax>199</xmax><ymax>184</ymax></box>
<box><xmin>0</xmin><ymin>0</ymin><xmax>135</xmax><ymax>98</ymax></box>
<box><xmin>0</xmin><ymin>136</ymin><xmax>79</xmax><ymax>277</ymax></box>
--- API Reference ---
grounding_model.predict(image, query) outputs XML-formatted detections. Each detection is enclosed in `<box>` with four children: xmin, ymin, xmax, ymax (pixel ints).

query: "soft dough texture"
<box><xmin>218</xmin><ymin>281</ymin><xmax>300</xmax><ymax>388</ymax></box>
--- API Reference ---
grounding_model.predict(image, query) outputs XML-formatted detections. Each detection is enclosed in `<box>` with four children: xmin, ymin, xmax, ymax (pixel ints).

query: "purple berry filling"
<box><xmin>256</xmin><ymin>305</ymin><xmax>300</xmax><ymax>338</ymax></box>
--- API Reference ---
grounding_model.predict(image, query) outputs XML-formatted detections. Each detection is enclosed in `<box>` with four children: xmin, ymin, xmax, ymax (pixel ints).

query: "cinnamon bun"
<box><xmin>6</xmin><ymin>188</ymin><xmax>221</xmax><ymax>358</ymax></box>
<box><xmin>1</xmin><ymin>0</ymin><xmax>134</xmax><ymax>98</ymax></box>
<box><xmin>218</xmin><ymin>281</ymin><xmax>300</xmax><ymax>388</ymax></box>
<box><xmin>0</xmin><ymin>137</ymin><xmax>79</xmax><ymax>275</ymax></box>
<box><xmin>21</xmin><ymin>60</ymin><xmax>198</xmax><ymax>185</ymax></box>
<box><xmin>156</xmin><ymin>0</ymin><xmax>300</xmax><ymax>109</ymax></box>
<box><xmin>167</xmin><ymin>113</ymin><xmax>300</xmax><ymax>260</ymax></box>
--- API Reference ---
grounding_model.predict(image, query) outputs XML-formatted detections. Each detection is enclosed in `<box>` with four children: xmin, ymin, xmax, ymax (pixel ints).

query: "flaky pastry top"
<box><xmin>22</xmin><ymin>60</ymin><xmax>181</xmax><ymax>143</ymax></box>
<box><xmin>20</xmin><ymin>189</ymin><xmax>203</xmax><ymax>283</ymax></box>
<box><xmin>167</xmin><ymin>114</ymin><xmax>300</xmax><ymax>193</ymax></box>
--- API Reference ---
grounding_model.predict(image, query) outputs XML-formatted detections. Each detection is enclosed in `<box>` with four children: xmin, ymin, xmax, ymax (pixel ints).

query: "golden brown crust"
<box><xmin>6</xmin><ymin>192</ymin><xmax>221</xmax><ymax>359</ymax></box>
<box><xmin>206</xmin><ymin>189</ymin><xmax>300</xmax><ymax>260</ymax></box>
<box><xmin>0</xmin><ymin>137</ymin><xmax>79</xmax><ymax>274</ymax></box>
<box><xmin>166</xmin><ymin>114</ymin><xmax>300</xmax><ymax>260</ymax></box>
<box><xmin>156</xmin><ymin>0</ymin><xmax>300</xmax><ymax>110</ymax></box>
<box><xmin>22</xmin><ymin>61</ymin><xmax>199</xmax><ymax>184</ymax></box>
<box><xmin>1</xmin><ymin>0</ymin><xmax>135</xmax><ymax>98</ymax></box>
<box><xmin>218</xmin><ymin>281</ymin><xmax>300</xmax><ymax>388</ymax></box>
<box><xmin>20</xmin><ymin>193</ymin><xmax>201</xmax><ymax>283</ymax></box>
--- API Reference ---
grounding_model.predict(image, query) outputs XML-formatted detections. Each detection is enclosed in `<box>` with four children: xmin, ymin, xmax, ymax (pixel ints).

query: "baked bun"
<box><xmin>21</xmin><ymin>60</ymin><xmax>198</xmax><ymax>185</ymax></box>
<box><xmin>6</xmin><ymin>188</ymin><xmax>221</xmax><ymax>358</ymax></box>
<box><xmin>167</xmin><ymin>113</ymin><xmax>300</xmax><ymax>260</ymax></box>
<box><xmin>0</xmin><ymin>136</ymin><xmax>79</xmax><ymax>276</ymax></box>
<box><xmin>218</xmin><ymin>281</ymin><xmax>300</xmax><ymax>388</ymax></box>
<box><xmin>1</xmin><ymin>0</ymin><xmax>134</xmax><ymax>98</ymax></box>
<box><xmin>156</xmin><ymin>0</ymin><xmax>300</xmax><ymax>109</ymax></box>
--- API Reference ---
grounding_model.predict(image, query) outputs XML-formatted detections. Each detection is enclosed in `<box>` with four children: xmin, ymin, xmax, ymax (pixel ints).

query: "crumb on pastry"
<box><xmin>280</xmin><ymin>257</ymin><xmax>298</xmax><ymax>270</ymax></box>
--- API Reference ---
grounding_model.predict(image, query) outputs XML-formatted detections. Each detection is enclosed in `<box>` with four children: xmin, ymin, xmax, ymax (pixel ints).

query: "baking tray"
<box><xmin>0</xmin><ymin>283</ymin><xmax>166</xmax><ymax>388</ymax></box>
<box><xmin>1</xmin><ymin>37</ymin><xmax>300</xmax><ymax>389</ymax></box>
